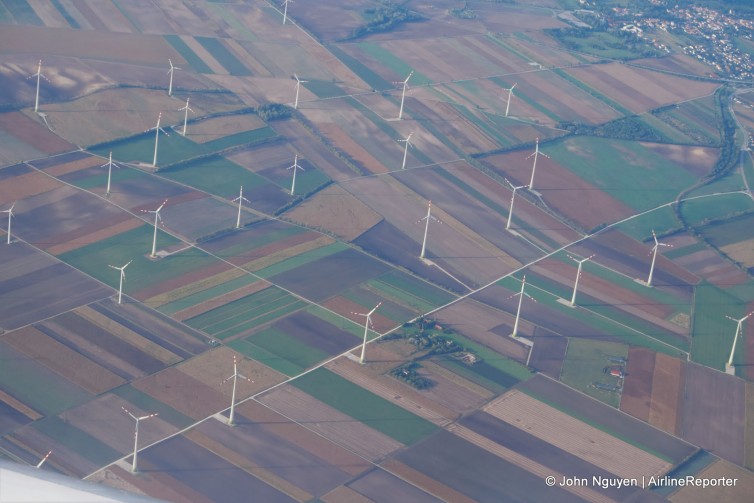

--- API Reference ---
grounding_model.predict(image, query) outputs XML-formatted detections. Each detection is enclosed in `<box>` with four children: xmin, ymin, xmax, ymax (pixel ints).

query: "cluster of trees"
<box><xmin>390</xmin><ymin>362</ymin><xmax>432</xmax><ymax>389</ymax></box>
<box><xmin>709</xmin><ymin>86</ymin><xmax>738</xmax><ymax>178</ymax></box>
<box><xmin>256</xmin><ymin>103</ymin><xmax>292</xmax><ymax>121</ymax></box>
<box><xmin>558</xmin><ymin>116</ymin><xmax>669</xmax><ymax>142</ymax></box>
<box><xmin>345</xmin><ymin>1</ymin><xmax>425</xmax><ymax>40</ymax></box>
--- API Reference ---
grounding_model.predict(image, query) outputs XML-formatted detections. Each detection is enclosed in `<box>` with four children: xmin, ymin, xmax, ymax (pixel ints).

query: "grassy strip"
<box><xmin>195</xmin><ymin>36</ymin><xmax>251</xmax><ymax>76</ymax></box>
<box><xmin>211</xmin><ymin>300</ymin><xmax>307</xmax><ymax>340</ymax></box>
<box><xmin>157</xmin><ymin>275</ymin><xmax>259</xmax><ymax>315</ymax></box>
<box><xmin>112</xmin><ymin>385</ymin><xmax>194</xmax><ymax>429</ymax></box>
<box><xmin>256</xmin><ymin>241</ymin><xmax>349</xmax><ymax>279</ymax></box>
<box><xmin>164</xmin><ymin>35</ymin><xmax>213</xmax><ymax>73</ymax></box>
<box><xmin>185</xmin><ymin>287</ymin><xmax>288</xmax><ymax>330</ymax></box>
<box><xmin>292</xmin><ymin>368</ymin><xmax>437</xmax><ymax>445</ymax></box>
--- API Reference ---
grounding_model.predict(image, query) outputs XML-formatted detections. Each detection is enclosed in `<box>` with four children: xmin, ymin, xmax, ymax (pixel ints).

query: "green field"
<box><xmin>327</xmin><ymin>45</ymin><xmax>391</xmax><ymax>90</ymax></box>
<box><xmin>59</xmin><ymin>226</ymin><xmax>216</xmax><ymax>294</ymax></box>
<box><xmin>256</xmin><ymin>241</ymin><xmax>350</xmax><ymax>279</ymax></box>
<box><xmin>354</xmin><ymin>43</ymin><xmax>431</xmax><ymax>86</ymax></box>
<box><xmin>195</xmin><ymin>36</ymin><xmax>251</xmax><ymax>76</ymax></box>
<box><xmin>68</xmin><ymin>164</ymin><xmax>150</xmax><ymax>191</ymax></box>
<box><xmin>552</xmin><ymin>68</ymin><xmax>632</xmax><ymax>116</ymax></box>
<box><xmin>696</xmin><ymin>212</ymin><xmax>754</xmax><ymax>248</ymax></box>
<box><xmin>305</xmin><ymin>305</ymin><xmax>365</xmax><ymax>339</ymax></box>
<box><xmin>292</xmin><ymin>368</ymin><xmax>437</xmax><ymax>445</ymax></box>
<box><xmin>681</xmin><ymin>193</ymin><xmax>753</xmax><ymax>227</ymax></box>
<box><xmin>210</xmin><ymin>222</ymin><xmax>307</xmax><ymax>260</ymax></box>
<box><xmin>185</xmin><ymin>287</ymin><xmax>306</xmax><ymax>339</ymax></box>
<box><xmin>112</xmin><ymin>386</ymin><xmax>194</xmax><ymax>429</ymax></box>
<box><xmin>201</xmin><ymin>125</ymin><xmax>277</xmax><ymax>152</ymax></box>
<box><xmin>164</xmin><ymin>35</ymin><xmax>213</xmax><ymax>73</ymax></box>
<box><xmin>157</xmin><ymin>274</ymin><xmax>260</xmax><ymax>315</ymax></box>
<box><xmin>33</xmin><ymin>416</ymin><xmax>121</xmax><ymax>467</ymax></box>
<box><xmin>245</xmin><ymin>327</ymin><xmax>328</xmax><ymax>375</ymax></box>
<box><xmin>547</xmin><ymin>137</ymin><xmax>697</xmax><ymax>212</ymax></box>
<box><xmin>560</xmin><ymin>338</ymin><xmax>628</xmax><ymax>407</ymax></box>
<box><xmin>3</xmin><ymin>0</ymin><xmax>42</xmax><ymax>25</ymax></box>
<box><xmin>690</xmin><ymin>282</ymin><xmax>747</xmax><ymax>369</ymax></box>
<box><xmin>162</xmin><ymin>155</ymin><xmax>270</xmax><ymax>198</ymax></box>
<box><xmin>490</xmin><ymin>77</ymin><xmax>562</xmax><ymax>122</ymax></box>
<box><xmin>90</xmin><ymin>130</ymin><xmax>206</xmax><ymax>166</ymax></box>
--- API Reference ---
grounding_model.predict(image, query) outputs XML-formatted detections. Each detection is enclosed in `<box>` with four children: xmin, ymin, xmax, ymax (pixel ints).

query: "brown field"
<box><xmin>632</xmin><ymin>53</ymin><xmax>722</xmax><ymax>78</ymax></box>
<box><xmin>0</xmin><ymin>112</ymin><xmax>73</xmax><ymax>154</ymax></box>
<box><xmin>28</xmin><ymin>0</ymin><xmax>68</xmax><ymax>27</ymax></box>
<box><xmin>648</xmin><ymin>353</ymin><xmax>684</xmax><ymax>434</ymax></box>
<box><xmin>172</xmin><ymin>280</ymin><xmax>270</xmax><ymax>321</ymax></box>
<box><xmin>0</xmin><ymin>24</ymin><xmax>180</xmax><ymax>66</ymax></box>
<box><xmin>747</xmin><ymin>383</ymin><xmax>754</xmax><ymax>469</ymax></box>
<box><xmin>146</xmin><ymin>269</ymin><xmax>254</xmax><ymax>309</ymax></box>
<box><xmin>188</xmin><ymin>114</ymin><xmax>266</xmax><ymax>144</ymax></box>
<box><xmin>621</xmin><ymin>347</ymin><xmax>656</xmax><ymax>423</ymax></box>
<box><xmin>316</xmin><ymin>121</ymin><xmax>389</xmax><ymax>175</ymax></box>
<box><xmin>410</xmin><ymin>360</ymin><xmax>492</xmax><ymax>413</ymax></box>
<box><xmin>240</xmin><ymin>234</ymin><xmax>336</xmax><ymax>273</ymax></box>
<box><xmin>176</xmin><ymin>346</ymin><xmax>287</xmax><ymax>400</ymax></box>
<box><xmin>134</xmin><ymin>367</ymin><xmax>227</xmax><ymax>420</ymax></box>
<box><xmin>284</xmin><ymin>184</ymin><xmax>383</xmax><ymax>241</ymax></box>
<box><xmin>680</xmin><ymin>362</ymin><xmax>746</xmax><ymax>465</ymax></box>
<box><xmin>47</xmin><ymin>214</ymin><xmax>144</xmax><ymax>255</ymax></box>
<box><xmin>485</xmin><ymin>390</ymin><xmax>672</xmax><ymax>479</ymax></box>
<box><xmin>90</xmin><ymin>465</ymin><xmax>207</xmax><ymax>503</ymax></box>
<box><xmin>664</xmin><ymin>244</ymin><xmax>748</xmax><ymax>288</ymax></box>
<box><xmin>321</xmin><ymin>296</ymin><xmax>396</xmax><ymax>334</ymax></box>
<box><xmin>325</xmin><ymin>357</ymin><xmax>456</xmax><ymax>426</ymax></box>
<box><xmin>257</xmin><ymin>385</ymin><xmax>404</xmax><ymax>462</ymax></box>
<box><xmin>527</xmin><ymin>332</ymin><xmax>568</xmax><ymax>378</ymax></box>
<box><xmin>288</xmin><ymin>0</ymin><xmax>372</xmax><ymax>42</ymax></box>
<box><xmin>566</xmin><ymin>64</ymin><xmax>718</xmax><ymax>114</ymax></box>
<box><xmin>3</xmin><ymin>424</ymin><xmax>100</xmax><ymax>477</ymax></box>
<box><xmin>669</xmin><ymin>458</ymin><xmax>754</xmax><ymax>503</ymax></box>
<box><xmin>60</xmin><ymin>393</ymin><xmax>178</xmax><ymax>454</ymax></box>
<box><xmin>133</xmin><ymin>260</ymin><xmax>235</xmax><ymax>301</ymax></box>
<box><xmin>0</xmin><ymin>167</ymin><xmax>63</xmax><ymax>206</ymax></box>
<box><xmin>234</xmin><ymin>399</ymin><xmax>371</xmax><ymax>477</ymax></box>
<box><xmin>4</xmin><ymin>326</ymin><xmax>126</xmax><ymax>394</ymax></box>
<box><xmin>720</xmin><ymin>238</ymin><xmax>754</xmax><ymax>268</ymax></box>
<box><xmin>42</xmin><ymin>153</ymin><xmax>103</xmax><ymax>177</ymax></box>
<box><xmin>0</xmin><ymin>389</ymin><xmax>41</xmax><ymax>422</ymax></box>
<box><xmin>321</xmin><ymin>485</ymin><xmax>374</xmax><ymax>503</ymax></box>
<box><xmin>380</xmin><ymin>459</ymin><xmax>476</xmax><ymax>503</ymax></box>
<box><xmin>434</xmin><ymin>299</ymin><xmax>530</xmax><ymax>363</ymax></box>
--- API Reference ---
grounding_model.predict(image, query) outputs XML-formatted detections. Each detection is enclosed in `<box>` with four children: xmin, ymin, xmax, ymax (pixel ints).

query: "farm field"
<box><xmin>1</xmin><ymin>0</ymin><xmax>754</xmax><ymax>501</ymax></box>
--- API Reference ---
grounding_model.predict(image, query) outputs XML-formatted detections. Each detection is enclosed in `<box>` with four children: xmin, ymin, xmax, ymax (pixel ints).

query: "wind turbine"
<box><xmin>293</xmin><ymin>74</ymin><xmax>308</xmax><ymax>109</ymax></box>
<box><xmin>232</xmin><ymin>186</ymin><xmax>250</xmax><ymax>229</ymax></box>
<box><xmin>2</xmin><ymin>202</ymin><xmax>15</xmax><ymax>245</ymax></box>
<box><xmin>505</xmin><ymin>179</ymin><xmax>527</xmax><ymax>231</ymax></box>
<box><xmin>646</xmin><ymin>230</ymin><xmax>672</xmax><ymax>287</ymax></box>
<box><xmin>166</xmin><ymin>59</ymin><xmax>180</xmax><ymax>96</ymax></box>
<box><xmin>36</xmin><ymin>450</ymin><xmax>52</xmax><ymax>469</ymax></box>
<box><xmin>223</xmin><ymin>355</ymin><xmax>252</xmax><ymax>425</ymax></box>
<box><xmin>352</xmin><ymin>302</ymin><xmax>382</xmax><ymax>364</ymax></box>
<box><xmin>108</xmin><ymin>260</ymin><xmax>132</xmax><ymax>305</ymax></box>
<box><xmin>526</xmin><ymin>138</ymin><xmax>549</xmax><ymax>191</ymax></box>
<box><xmin>725</xmin><ymin>310</ymin><xmax>754</xmax><ymax>374</ymax></box>
<box><xmin>398</xmin><ymin>132</ymin><xmax>414</xmax><ymax>170</ymax></box>
<box><xmin>142</xmin><ymin>200</ymin><xmax>167</xmax><ymax>258</ymax></box>
<box><xmin>282</xmin><ymin>0</ymin><xmax>292</xmax><ymax>24</ymax></box>
<box><xmin>418</xmin><ymin>200</ymin><xmax>441</xmax><ymax>260</ymax></box>
<box><xmin>510</xmin><ymin>275</ymin><xmax>535</xmax><ymax>337</ymax></box>
<box><xmin>101</xmin><ymin>152</ymin><xmax>120</xmax><ymax>196</ymax></box>
<box><xmin>567</xmin><ymin>254</ymin><xmax>594</xmax><ymax>306</ymax></box>
<box><xmin>27</xmin><ymin>60</ymin><xmax>48</xmax><ymax>113</ymax></box>
<box><xmin>121</xmin><ymin>406</ymin><xmax>158</xmax><ymax>473</ymax></box>
<box><xmin>178</xmin><ymin>97</ymin><xmax>193</xmax><ymax>136</ymax></box>
<box><xmin>287</xmin><ymin>154</ymin><xmax>304</xmax><ymax>196</ymax></box>
<box><xmin>395</xmin><ymin>70</ymin><xmax>413</xmax><ymax>120</ymax></box>
<box><xmin>503</xmin><ymin>83</ymin><xmax>517</xmax><ymax>117</ymax></box>
<box><xmin>148</xmin><ymin>112</ymin><xmax>169</xmax><ymax>167</ymax></box>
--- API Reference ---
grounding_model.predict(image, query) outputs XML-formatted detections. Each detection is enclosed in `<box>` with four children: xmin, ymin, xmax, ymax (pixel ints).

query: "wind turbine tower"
<box><xmin>526</xmin><ymin>138</ymin><xmax>549</xmax><ymax>191</ymax></box>
<box><xmin>232</xmin><ymin>186</ymin><xmax>250</xmax><ymax>229</ymax></box>
<box><xmin>36</xmin><ymin>450</ymin><xmax>52</xmax><ymax>469</ymax></box>
<box><xmin>725</xmin><ymin>310</ymin><xmax>754</xmax><ymax>374</ymax></box>
<box><xmin>223</xmin><ymin>355</ymin><xmax>252</xmax><ymax>425</ymax></box>
<box><xmin>293</xmin><ymin>74</ymin><xmax>308</xmax><ymax>109</ymax></box>
<box><xmin>352</xmin><ymin>302</ymin><xmax>382</xmax><ymax>364</ymax></box>
<box><xmin>178</xmin><ymin>97</ymin><xmax>193</xmax><ymax>136</ymax></box>
<box><xmin>121</xmin><ymin>407</ymin><xmax>158</xmax><ymax>473</ymax></box>
<box><xmin>2</xmin><ymin>202</ymin><xmax>15</xmax><ymax>245</ymax></box>
<box><xmin>505</xmin><ymin>179</ymin><xmax>527</xmax><ymax>231</ymax></box>
<box><xmin>396</xmin><ymin>71</ymin><xmax>413</xmax><ymax>120</ymax></box>
<box><xmin>418</xmin><ymin>200</ymin><xmax>441</xmax><ymax>260</ymax></box>
<box><xmin>287</xmin><ymin>154</ymin><xmax>304</xmax><ymax>196</ymax></box>
<box><xmin>148</xmin><ymin>112</ymin><xmax>169</xmax><ymax>167</ymax></box>
<box><xmin>399</xmin><ymin>132</ymin><xmax>414</xmax><ymax>170</ymax></box>
<box><xmin>108</xmin><ymin>260</ymin><xmax>132</xmax><ymax>305</ymax></box>
<box><xmin>143</xmin><ymin>200</ymin><xmax>167</xmax><ymax>258</ymax></box>
<box><xmin>167</xmin><ymin>59</ymin><xmax>180</xmax><ymax>97</ymax></box>
<box><xmin>102</xmin><ymin>152</ymin><xmax>120</xmax><ymax>196</ymax></box>
<box><xmin>511</xmin><ymin>275</ymin><xmax>535</xmax><ymax>337</ymax></box>
<box><xmin>568</xmin><ymin>254</ymin><xmax>594</xmax><ymax>306</ymax></box>
<box><xmin>28</xmin><ymin>60</ymin><xmax>48</xmax><ymax>113</ymax></box>
<box><xmin>282</xmin><ymin>0</ymin><xmax>292</xmax><ymax>24</ymax></box>
<box><xmin>503</xmin><ymin>83</ymin><xmax>517</xmax><ymax>117</ymax></box>
<box><xmin>646</xmin><ymin>230</ymin><xmax>671</xmax><ymax>287</ymax></box>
